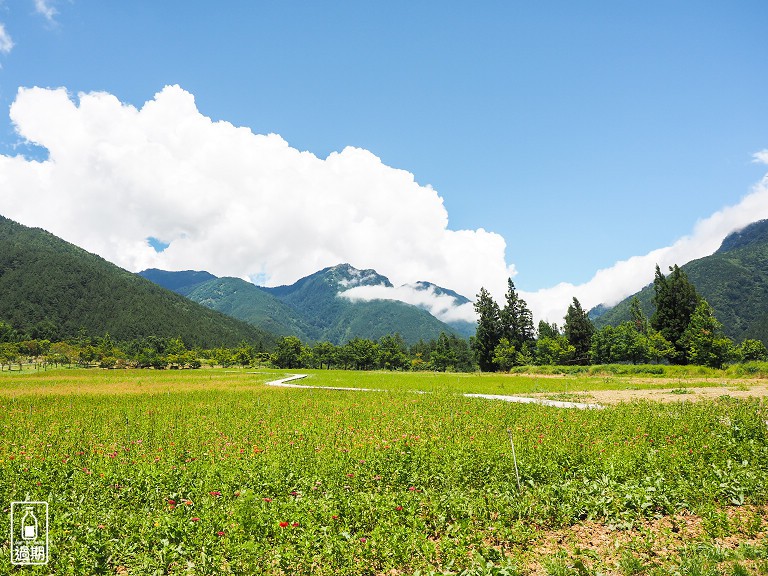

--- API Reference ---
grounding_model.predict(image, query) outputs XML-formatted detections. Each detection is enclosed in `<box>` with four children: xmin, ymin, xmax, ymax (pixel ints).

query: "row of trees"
<box><xmin>0</xmin><ymin>329</ymin><xmax>476</xmax><ymax>373</ymax></box>
<box><xmin>272</xmin><ymin>332</ymin><xmax>475</xmax><ymax>372</ymax></box>
<box><xmin>472</xmin><ymin>266</ymin><xmax>768</xmax><ymax>371</ymax></box>
<box><xmin>0</xmin><ymin>333</ymin><xmax>268</xmax><ymax>371</ymax></box>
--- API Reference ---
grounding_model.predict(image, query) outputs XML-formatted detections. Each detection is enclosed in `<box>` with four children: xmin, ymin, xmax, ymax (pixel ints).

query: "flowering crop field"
<box><xmin>0</xmin><ymin>368</ymin><xmax>767</xmax><ymax>575</ymax></box>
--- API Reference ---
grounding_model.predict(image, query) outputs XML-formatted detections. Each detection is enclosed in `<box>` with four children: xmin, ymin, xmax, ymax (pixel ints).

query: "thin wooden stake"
<box><xmin>506</xmin><ymin>429</ymin><xmax>521</xmax><ymax>492</ymax></box>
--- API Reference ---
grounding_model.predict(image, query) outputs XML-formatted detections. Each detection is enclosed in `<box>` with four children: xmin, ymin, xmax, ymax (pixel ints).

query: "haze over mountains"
<box><xmin>140</xmin><ymin>264</ymin><xmax>474</xmax><ymax>345</ymax></box>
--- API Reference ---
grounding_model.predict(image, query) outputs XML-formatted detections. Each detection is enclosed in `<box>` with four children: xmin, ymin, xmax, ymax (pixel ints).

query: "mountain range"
<box><xmin>140</xmin><ymin>264</ymin><xmax>474</xmax><ymax>345</ymax></box>
<box><xmin>5</xmin><ymin>209</ymin><xmax>768</xmax><ymax>350</ymax></box>
<box><xmin>591</xmin><ymin>219</ymin><xmax>768</xmax><ymax>344</ymax></box>
<box><xmin>0</xmin><ymin>215</ymin><xmax>276</xmax><ymax>348</ymax></box>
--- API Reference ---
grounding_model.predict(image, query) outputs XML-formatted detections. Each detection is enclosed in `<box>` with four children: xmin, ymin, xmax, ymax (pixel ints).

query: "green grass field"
<box><xmin>1</xmin><ymin>368</ymin><xmax>767</xmax><ymax>574</ymax></box>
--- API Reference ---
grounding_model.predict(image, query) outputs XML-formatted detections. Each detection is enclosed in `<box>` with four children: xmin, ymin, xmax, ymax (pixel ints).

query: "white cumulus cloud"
<box><xmin>0</xmin><ymin>85</ymin><xmax>515</xmax><ymax>310</ymax></box>
<box><xmin>2</xmin><ymin>85</ymin><xmax>766</xmax><ymax>331</ymax></box>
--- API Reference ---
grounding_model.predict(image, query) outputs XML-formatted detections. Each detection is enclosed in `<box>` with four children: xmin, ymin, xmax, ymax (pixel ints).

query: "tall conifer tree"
<box><xmin>472</xmin><ymin>287</ymin><xmax>502</xmax><ymax>371</ymax></box>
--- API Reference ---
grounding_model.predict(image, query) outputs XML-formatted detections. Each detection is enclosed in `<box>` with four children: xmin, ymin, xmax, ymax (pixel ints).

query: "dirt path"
<box><xmin>531</xmin><ymin>382</ymin><xmax>768</xmax><ymax>404</ymax></box>
<box><xmin>267</xmin><ymin>374</ymin><xmax>604</xmax><ymax>409</ymax></box>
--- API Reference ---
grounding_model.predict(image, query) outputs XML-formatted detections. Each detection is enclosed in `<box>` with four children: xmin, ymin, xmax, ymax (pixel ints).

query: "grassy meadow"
<box><xmin>0</xmin><ymin>368</ymin><xmax>767</xmax><ymax>575</ymax></box>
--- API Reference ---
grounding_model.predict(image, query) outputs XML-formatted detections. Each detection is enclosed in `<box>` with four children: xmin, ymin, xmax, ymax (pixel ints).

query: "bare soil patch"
<box><xmin>517</xmin><ymin>505</ymin><xmax>768</xmax><ymax>575</ymax></box>
<box><xmin>530</xmin><ymin>380</ymin><xmax>768</xmax><ymax>405</ymax></box>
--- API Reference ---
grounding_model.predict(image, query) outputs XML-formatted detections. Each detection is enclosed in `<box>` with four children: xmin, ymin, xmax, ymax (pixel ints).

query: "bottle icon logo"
<box><xmin>21</xmin><ymin>507</ymin><xmax>38</xmax><ymax>540</ymax></box>
<box><xmin>10</xmin><ymin>501</ymin><xmax>49</xmax><ymax>565</ymax></box>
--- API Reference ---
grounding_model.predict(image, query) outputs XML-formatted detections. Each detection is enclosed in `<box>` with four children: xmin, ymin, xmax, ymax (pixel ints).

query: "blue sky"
<box><xmin>1</xmin><ymin>1</ymin><xmax>767</xmax><ymax>321</ymax></box>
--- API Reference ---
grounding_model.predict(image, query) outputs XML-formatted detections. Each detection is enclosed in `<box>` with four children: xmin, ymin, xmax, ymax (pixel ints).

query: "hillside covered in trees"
<box><xmin>0</xmin><ymin>215</ymin><xmax>276</xmax><ymax>348</ymax></box>
<box><xmin>592</xmin><ymin>219</ymin><xmax>768</xmax><ymax>344</ymax></box>
<box><xmin>141</xmin><ymin>264</ymin><xmax>469</xmax><ymax>345</ymax></box>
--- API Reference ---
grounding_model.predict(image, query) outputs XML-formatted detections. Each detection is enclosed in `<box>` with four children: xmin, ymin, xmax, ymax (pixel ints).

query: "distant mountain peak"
<box><xmin>324</xmin><ymin>263</ymin><xmax>393</xmax><ymax>290</ymax></box>
<box><xmin>410</xmin><ymin>281</ymin><xmax>472</xmax><ymax>305</ymax></box>
<box><xmin>717</xmin><ymin>219</ymin><xmax>768</xmax><ymax>254</ymax></box>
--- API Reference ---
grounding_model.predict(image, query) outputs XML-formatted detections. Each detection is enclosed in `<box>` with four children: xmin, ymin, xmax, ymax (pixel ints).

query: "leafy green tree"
<box><xmin>535</xmin><ymin>334</ymin><xmax>575</xmax><ymax>365</ymax></box>
<box><xmin>378</xmin><ymin>334</ymin><xmax>409</xmax><ymax>370</ymax></box>
<box><xmin>564</xmin><ymin>297</ymin><xmax>594</xmax><ymax>365</ymax></box>
<box><xmin>537</xmin><ymin>321</ymin><xmax>560</xmax><ymax>340</ymax></box>
<box><xmin>312</xmin><ymin>341</ymin><xmax>337</xmax><ymax>369</ymax></box>
<box><xmin>651</xmin><ymin>264</ymin><xmax>701</xmax><ymax>364</ymax></box>
<box><xmin>345</xmin><ymin>338</ymin><xmax>379</xmax><ymax>370</ymax></box>
<box><xmin>680</xmin><ymin>300</ymin><xmax>735</xmax><ymax>368</ymax></box>
<box><xmin>429</xmin><ymin>338</ymin><xmax>457</xmax><ymax>372</ymax></box>
<box><xmin>492</xmin><ymin>338</ymin><xmax>517</xmax><ymax>372</ymax></box>
<box><xmin>0</xmin><ymin>321</ymin><xmax>17</xmax><ymax>343</ymax></box>
<box><xmin>273</xmin><ymin>336</ymin><xmax>304</xmax><ymax>369</ymax></box>
<box><xmin>232</xmin><ymin>341</ymin><xmax>254</xmax><ymax>367</ymax></box>
<box><xmin>0</xmin><ymin>342</ymin><xmax>19</xmax><ymax>371</ymax></box>
<box><xmin>472</xmin><ymin>287</ymin><xmax>502</xmax><ymax>371</ymax></box>
<box><xmin>739</xmin><ymin>339</ymin><xmax>768</xmax><ymax>362</ymax></box>
<box><xmin>646</xmin><ymin>331</ymin><xmax>675</xmax><ymax>363</ymax></box>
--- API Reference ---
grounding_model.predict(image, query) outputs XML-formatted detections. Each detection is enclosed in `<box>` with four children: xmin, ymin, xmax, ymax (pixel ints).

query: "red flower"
<box><xmin>263</xmin><ymin>497</ymin><xmax>273</xmax><ymax>503</ymax></box>
<box><xmin>360</xmin><ymin>537</ymin><xmax>367</xmax><ymax>544</ymax></box>
<box><xmin>292</xmin><ymin>522</ymin><xmax>299</xmax><ymax>527</ymax></box>
<box><xmin>217</xmin><ymin>531</ymin><xmax>225</xmax><ymax>537</ymax></box>
<box><xmin>395</xmin><ymin>506</ymin><xmax>403</xmax><ymax>511</ymax></box>
<box><xmin>332</xmin><ymin>515</ymin><xmax>339</xmax><ymax>520</ymax></box>
<box><xmin>209</xmin><ymin>491</ymin><xmax>221</xmax><ymax>497</ymax></box>
<box><xmin>191</xmin><ymin>517</ymin><xmax>200</xmax><ymax>522</ymax></box>
<box><xmin>279</xmin><ymin>521</ymin><xmax>289</xmax><ymax>528</ymax></box>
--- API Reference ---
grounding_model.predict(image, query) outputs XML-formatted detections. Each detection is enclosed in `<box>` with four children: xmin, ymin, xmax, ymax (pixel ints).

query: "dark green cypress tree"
<box><xmin>500</xmin><ymin>279</ymin><xmax>535</xmax><ymax>355</ymax></box>
<box><xmin>472</xmin><ymin>287</ymin><xmax>501</xmax><ymax>371</ymax></box>
<box><xmin>650</xmin><ymin>264</ymin><xmax>700</xmax><ymax>364</ymax></box>
<box><xmin>564</xmin><ymin>297</ymin><xmax>594</xmax><ymax>365</ymax></box>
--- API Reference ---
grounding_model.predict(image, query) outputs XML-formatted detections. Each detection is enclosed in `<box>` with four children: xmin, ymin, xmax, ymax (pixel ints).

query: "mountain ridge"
<box><xmin>0</xmin><ymin>215</ymin><xmax>277</xmax><ymax>348</ymax></box>
<box><xmin>140</xmin><ymin>263</ymin><xmax>473</xmax><ymax>344</ymax></box>
<box><xmin>591</xmin><ymin>219</ymin><xmax>768</xmax><ymax>344</ymax></box>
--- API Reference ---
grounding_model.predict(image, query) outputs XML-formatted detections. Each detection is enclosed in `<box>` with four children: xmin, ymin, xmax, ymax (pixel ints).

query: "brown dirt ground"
<box><xmin>517</xmin><ymin>505</ymin><xmax>768</xmax><ymax>575</ymax></box>
<box><xmin>529</xmin><ymin>379</ymin><xmax>768</xmax><ymax>405</ymax></box>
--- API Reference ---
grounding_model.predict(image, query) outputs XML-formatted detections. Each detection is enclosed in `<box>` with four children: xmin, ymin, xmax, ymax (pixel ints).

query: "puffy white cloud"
<box><xmin>341</xmin><ymin>284</ymin><xmax>477</xmax><ymax>323</ymax></box>
<box><xmin>0</xmin><ymin>23</ymin><xmax>13</xmax><ymax>54</ymax></box>
<box><xmin>521</xmin><ymin>172</ymin><xmax>768</xmax><ymax>324</ymax></box>
<box><xmin>754</xmin><ymin>150</ymin><xmax>768</xmax><ymax>165</ymax></box>
<box><xmin>1</xmin><ymin>85</ymin><xmax>515</xmax><ymax>307</ymax></box>
<box><xmin>2</xmin><ymin>85</ymin><xmax>766</xmax><ymax>330</ymax></box>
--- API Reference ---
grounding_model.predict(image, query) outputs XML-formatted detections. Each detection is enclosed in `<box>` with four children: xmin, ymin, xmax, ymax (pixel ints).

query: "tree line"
<box><xmin>2</xmin><ymin>263</ymin><xmax>766</xmax><ymax>373</ymax></box>
<box><xmin>0</xmin><ymin>326</ymin><xmax>475</xmax><ymax>373</ymax></box>
<box><xmin>472</xmin><ymin>265</ymin><xmax>768</xmax><ymax>371</ymax></box>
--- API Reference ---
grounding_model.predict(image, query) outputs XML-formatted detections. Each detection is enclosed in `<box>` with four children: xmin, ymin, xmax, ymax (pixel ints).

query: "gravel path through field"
<box><xmin>265</xmin><ymin>374</ymin><xmax>603</xmax><ymax>409</ymax></box>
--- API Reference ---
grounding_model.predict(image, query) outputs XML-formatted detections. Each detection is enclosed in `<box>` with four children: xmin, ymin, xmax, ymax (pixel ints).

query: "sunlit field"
<box><xmin>1</xmin><ymin>368</ymin><xmax>767</xmax><ymax>574</ymax></box>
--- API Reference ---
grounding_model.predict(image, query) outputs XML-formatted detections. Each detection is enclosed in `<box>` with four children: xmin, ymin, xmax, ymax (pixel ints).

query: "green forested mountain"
<box><xmin>409</xmin><ymin>281</ymin><xmax>476</xmax><ymax>338</ymax></box>
<box><xmin>142</xmin><ymin>263</ymin><xmax>465</xmax><ymax>345</ymax></box>
<box><xmin>138</xmin><ymin>269</ymin><xmax>216</xmax><ymax>295</ymax></box>
<box><xmin>0</xmin><ymin>216</ymin><xmax>276</xmax><ymax>348</ymax></box>
<box><xmin>591</xmin><ymin>219</ymin><xmax>768</xmax><ymax>344</ymax></box>
<box><xmin>182</xmin><ymin>276</ymin><xmax>319</xmax><ymax>341</ymax></box>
